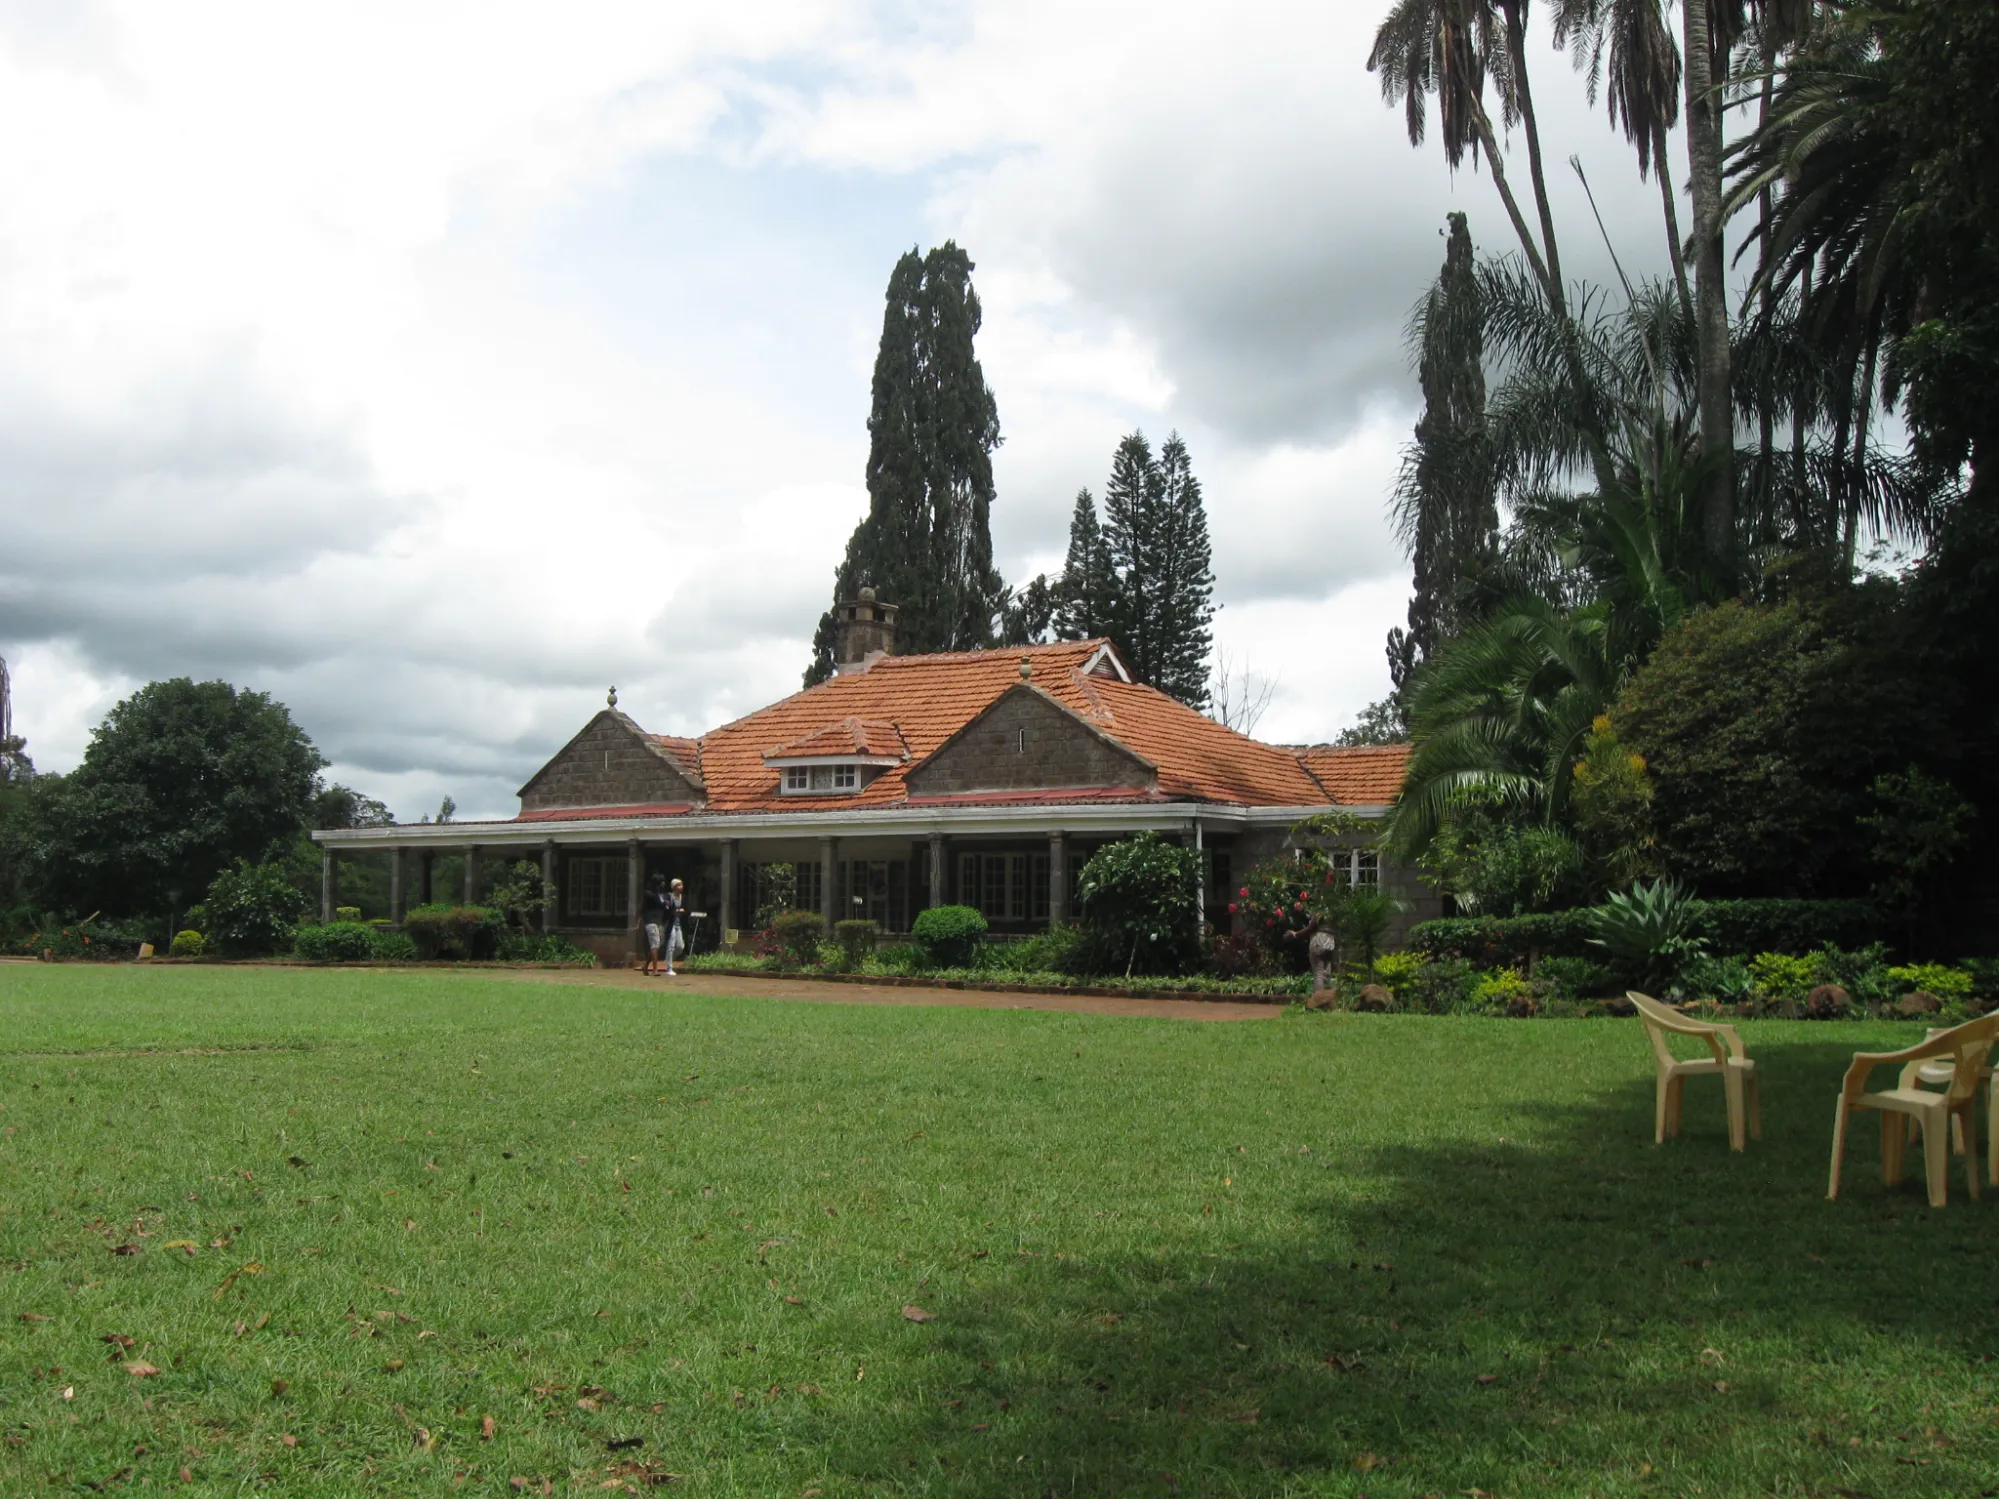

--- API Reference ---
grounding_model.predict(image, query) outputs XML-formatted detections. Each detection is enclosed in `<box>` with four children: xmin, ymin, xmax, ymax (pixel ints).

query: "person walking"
<box><xmin>663</xmin><ymin>877</ymin><xmax>687</xmax><ymax>976</ymax></box>
<box><xmin>640</xmin><ymin>874</ymin><xmax>669</xmax><ymax>977</ymax></box>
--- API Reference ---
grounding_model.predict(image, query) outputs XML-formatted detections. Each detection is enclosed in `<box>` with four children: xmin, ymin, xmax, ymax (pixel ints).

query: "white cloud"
<box><xmin>0</xmin><ymin>0</ymin><xmax>1698</xmax><ymax>818</ymax></box>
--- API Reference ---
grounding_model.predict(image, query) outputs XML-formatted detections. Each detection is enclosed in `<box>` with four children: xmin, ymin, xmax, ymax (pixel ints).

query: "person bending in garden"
<box><xmin>641</xmin><ymin>874</ymin><xmax>669</xmax><ymax>977</ymax></box>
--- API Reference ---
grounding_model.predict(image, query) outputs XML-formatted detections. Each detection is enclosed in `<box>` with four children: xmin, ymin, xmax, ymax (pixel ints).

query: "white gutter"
<box><xmin>312</xmin><ymin>798</ymin><xmax>1391</xmax><ymax>851</ymax></box>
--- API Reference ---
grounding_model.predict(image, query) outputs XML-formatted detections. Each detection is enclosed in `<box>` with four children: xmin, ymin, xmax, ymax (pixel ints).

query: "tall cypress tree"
<box><xmin>1387</xmin><ymin>211</ymin><xmax>1497</xmax><ymax>692</ymax></box>
<box><xmin>1099</xmin><ymin>432</ymin><xmax>1158</xmax><ymax>680</ymax></box>
<box><xmin>807</xmin><ymin>243</ymin><xmax>1004</xmax><ymax>683</ymax></box>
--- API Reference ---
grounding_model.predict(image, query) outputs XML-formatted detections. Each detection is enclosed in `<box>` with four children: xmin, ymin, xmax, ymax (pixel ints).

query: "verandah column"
<box><xmin>927</xmin><ymin>831</ymin><xmax>946</xmax><ymax>910</ymax></box>
<box><xmin>626</xmin><ymin>838</ymin><xmax>643</xmax><ymax>963</ymax></box>
<box><xmin>819</xmin><ymin>836</ymin><xmax>838</xmax><ymax>928</ymax></box>
<box><xmin>719</xmin><ymin>839</ymin><xmax>738</xmax><ymax>939</ymax></box>
<box><xmin>388</xmin><ymin>847</ymin><xmax>406</xmax><ymax>925</ymax></box>
<box><xmin>419</xmin><ymin>851</ymin><xmax>434</xmax><ymax>906</ymax></box>
<box><xmin>320</xmin><ymin>849</ymin><xmax>337</xmax><ymax>924</ymax></box>
<box><xmin>462</xmin><ymin>845</ymin><xmax>480</xmax><ymax>906</ymax></box>
<box><xmin>1047</xmin><ymin>831</ymin><xmax>1066</xmax><ymax>929</ymax></box>
<box><xmin>540</xmin><ymin>839</ymin><xmax>556</xmax><ymax>936</ymax></box>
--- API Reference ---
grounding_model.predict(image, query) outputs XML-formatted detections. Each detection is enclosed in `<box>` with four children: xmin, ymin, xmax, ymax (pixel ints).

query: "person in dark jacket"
<box><xmin>640</xmin><ymin>874</ymin><xmax>669</xmax><ymax>976</ymax></box>
<box><xmin>663</xmin><ymin>878</ymin><xmax>687</xmax><ymax>976</ymax></box>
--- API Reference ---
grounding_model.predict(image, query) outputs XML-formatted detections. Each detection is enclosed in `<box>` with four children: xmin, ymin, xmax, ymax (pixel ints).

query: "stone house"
<box><xmin>312</xmin><ymin>592</ymin><xmax>1430</xmax><ymax>963</ymax></box>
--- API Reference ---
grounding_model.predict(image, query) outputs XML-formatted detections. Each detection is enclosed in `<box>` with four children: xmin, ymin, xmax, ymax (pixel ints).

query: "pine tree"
<box><xmin>1053</xmin><ymin>489</ymin><xmax>1114</xmax><ymax>640</ymax></box>
<box><xmin>1388</xmin><ymin>212</ymin><xmax>1497</xmax><ymax>692</ymax></box>
<box><xmin>1091</xmin><ymin>430</ymin><xmax>1216</xmax><ymax>709</ymax></box>
<box><xmin>807</xmin><ymin>243</ymin><xmax>1004</xmax><ymax>683</ymax></box>
<box><xmin>1149</xmin><ymin>433</ymin><xmax>1216</xmax><ymax>708</ymax></box>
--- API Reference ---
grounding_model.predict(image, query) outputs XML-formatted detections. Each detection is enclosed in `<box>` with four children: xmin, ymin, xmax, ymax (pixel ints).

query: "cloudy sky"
<box><xmin>0</xmin><ymin>0</ymin><xmax>1685</xmax><ymax>820</ymax></box>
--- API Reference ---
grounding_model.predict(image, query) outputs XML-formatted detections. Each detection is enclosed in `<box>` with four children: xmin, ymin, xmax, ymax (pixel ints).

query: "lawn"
<box><xmin>2</xmin><ymin>966</ymin><xmax>1995</xmax><ymax>1497</ymax></box>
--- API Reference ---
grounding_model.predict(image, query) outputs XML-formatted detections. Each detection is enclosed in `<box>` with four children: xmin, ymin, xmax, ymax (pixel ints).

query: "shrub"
<box><xmin>876</xmin><ymin>942</ymin><xmax>926</xmax><ymax>975</ymax></box>
<box><xmin>294</xmin><ymin>921</ymin><xmax>376</xmax><ymax>962</ymax></box>
<box><xmin>911</xmin><ymin>905</ymin><xmax>987</xmax><ymax>968</ymax></box>
<box><xmin>1076</xmin><ymin>833</ymin><xmax>1202</xmax><ymax>976</ymax></box>
<box><xmin>1748</xmin><ymin>951</ymin><xmax>1817</xmax><ymax>1004</ymax></box>
<box><xmin>1370</xmin><ymin>950</ymin><xmax>1427</xmax><ymax>998</ymax></box>
<box><xmin>170</xmin><ymin>929</ymin><xmax>206</xmax><ymax>958</ymax></box>
<box><xmin>1678</xmin><ymin>953</ymin><xmax>1756</xmax><ymax>1004</ymax></box>
<box><xmin>495</xmin><ymin>931</ymin><xmax>593</xmax><ymax>965</ymax></box>
<box><xmin>334</xmin><ymin>905</ymin><xmax>362</xmax><ymax>924</ymax></box>
<box><xmin>1209</xmin><ymin>931</ymin><xmax>1278</xmax><ymax>980</ymax></box>
<box><xmin>1404</xmin><ymin>955</ymin><xmax>1477</xmax><ymax>1015</ymax></box>
<box><xmin>1586</xmin><ymin>879</ymin><xmax>1706</xmax><ymax>985</ymax></box>
<box><xmin>769</xmin><ymin>910</ymin><xmax>826</xmax><ymax>967</ymax></box>
<box><xmin>369</xmin><ymin>929</ymin><xmax>419</xmax><ymax>962</ymax></box>
<box><xmin>403</xmin><ymin>904</ymin><xmax>504</xmax><ymax>961</ymax></box>
<box><xmin>1409</xmin><ymin>898</ymin><xmax>1881</xmax><ymax>970</ymax></box>
<box><xmin>204</xmin><ymin>858</ymin><xmax>310</xmax><ymax>957</ymax></box>
<box><xmin>1885</xmin><ymin>962</ymin><xmax>1973</xmax><ymax>1005</ymax></box>
<box><xmin>1537</xmin><ymin>955</ymin><xmax>1613</xmax><ymax>1001</ymax></box>
<box><xmin>1469</xmin><ymin>966</ymin><xmax>1530</xmax><ymax>1015</ymax></box>
<box><xmin>833</xmin><ymin>919</ymin><xmax>879</xmax><ymax>969</ymax></box>
<box><xmin>1408</xmin><ymin>910</ymin><xmax>1596</xmax><ymax>966</ymax></box>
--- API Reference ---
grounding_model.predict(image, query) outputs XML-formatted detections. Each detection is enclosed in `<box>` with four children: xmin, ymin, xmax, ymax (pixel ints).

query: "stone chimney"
<box><xmin>833</xmin><ymin>587</ymin><xmax>898</xmax><ymax>674</ymax></box>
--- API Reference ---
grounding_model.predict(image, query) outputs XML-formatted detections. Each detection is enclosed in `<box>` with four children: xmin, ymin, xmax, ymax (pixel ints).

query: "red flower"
<box><xmin>1226</xmin><ymin>903</ymin><xmax>1238</xmax><ymax>915</ymax></box>
<box><xmin>1298</xmin><ymin>891</ymin><xmax>1309</xmax><ymax>902</ymax></box>
<box><xmin>1239</xmin><ymin>886</ymin><xmax>1250</xmax><ymax>898</ymax></box>
<box><xmin>1264</xmin><ymin>918</ymin><xmax>1275</xmax><ymax>928</ymax></box>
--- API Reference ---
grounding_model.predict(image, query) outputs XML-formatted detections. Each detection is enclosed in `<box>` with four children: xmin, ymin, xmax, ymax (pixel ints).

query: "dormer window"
<box><xmin>781</xmin><ymin>764</ymin><xmax>862</xmax><ymax>794</ymax></box>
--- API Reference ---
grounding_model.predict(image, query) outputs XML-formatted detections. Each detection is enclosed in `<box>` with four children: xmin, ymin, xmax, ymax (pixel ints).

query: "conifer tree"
<box><xmin>1387</xmin><ymin>211</ymin><xmax>1497</xmax><ymax>692</ymax></box>
<box><xmin>807</xmin><ymin>243</ymin><xmax>1004</xmax><ymax>683</ymax></box>
<box><xmin>1085</xmin><ymin>430</ymin><xmax>1216</xmax><ymax>709</ymax></box>
<box><xmin>1053</xmin><ymin>488</ymin><xmax>1114</xmax><ymax>640</ymax></box>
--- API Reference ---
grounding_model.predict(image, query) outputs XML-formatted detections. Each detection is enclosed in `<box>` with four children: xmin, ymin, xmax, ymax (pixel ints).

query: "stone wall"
<box><xmin>520</xmin><ymin>711</ymin><xmax>702</xmax><ymax>812</ymax></box>
<box><xmin>907</xmin><ymin>686</ymin><xmax>1154</xmax><ymax>796</ymax></box>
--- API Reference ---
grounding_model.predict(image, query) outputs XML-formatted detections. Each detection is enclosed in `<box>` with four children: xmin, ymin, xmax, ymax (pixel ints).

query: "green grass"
<box><xmin>2</xmin><ymin>966</ymin><xmax>1996</xmax><ymax>1497</ymax></box>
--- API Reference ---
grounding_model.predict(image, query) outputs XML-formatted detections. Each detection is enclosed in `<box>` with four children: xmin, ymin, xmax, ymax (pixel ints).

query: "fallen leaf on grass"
<box><xmin>1230</xmin><ymin>1410</ymin><xmax>1260</xmax><ymax>1424</ymax></box>
<box><xmin>19</xmin><ymin>1312</ymin><xmax>51</xmax><ymax>1323</ymax></box>
<box><xmin>1698</xmin><ymin>1347</ymin><xmax>1726</xmax><ymax>1366</ymax></box>
<box><xmin>271</xmin><ymin>1379</ymin><xmax>288</xmax><ymax>1396</ymax></box>
<box><xmin>1475</xmin><ymin>1374</ymin><xmax>1498</xmax><ymax>1386</ymax></box>
<box><xmin>160</xmin><ymin>1241</ymin><xmax>198</xmax><ymax>1257</ymax></box>
<box><xmin>124</xmin><ymin>1361</ymin><xmax>160</xmax><ymax>1377</ymax></box>
<box><xmin>209</xmin><ymin>1236</ymin><xmax>231</xmax><ymax>1249</ymax></box>
<box><xmin>605</xmin><ymin>1437</ymin><xmax>644</xmax><ymax>1452</ymax></box>
<box><xmin>279</xmin><ymin>1434</ymin><xmax>297</xmax><ymax>1448</ymax></box>
<box><xmin>970</xmin><ymin>1423</ymin><xmax>991</xmax><ymax>1432</ymax></box>
<box><xmin>404</xmin><ymin>1219</ymin><xmax>419</xmax><ymax>1232</ymax></box>
<box><xmin>287</xmin><ymin>1157</ymin><xmax>310</xmax><ymax>1169</ymax></box>
<box><xmin>1713</xmin><ymin>1380</ymin><xmax>1730</xmax><ymax>1393</ymax></box>
<box><xmin>101</xmin><ymin>1333</ymin><xmax>135</xmax><ymax>1349</ymax></box>
<box><xmin>414</xmin><ymin>1427</ymin><xmax>437</xmax><ymax>1452</ymax></box>
<box><xmin>109</xmin><ymin>1244</ymin><xmax>143</xmax><ymax>1256</ymax></box>
<box><xmin>1353</xmin><ymin>1452</ymin><xmax>1381</xmax><ymax>1473</ymax></box>
<box><xmin>481</xmin><ymin>1415</ymin><xmax>496</xmax><ymax>1441</ymax></box>
<box><xmin>576</xmin><ymin>1398</ymin><xmax>601</xmax><ymax>1412</ymax></box>
<box><xmin>901</xmin><ymin>1305</ymin><xmax>936</xmax><ymax>1323</ymax></box>
<box><xmin>384</xmin><ymin>1360</ymin><xmax>406</xmax><ymax>1373</ymax></box>
<box><xmin>179</xmin><ymin>1468</ymin><xmax>192</xmax><ymax>1482</ymax></box>
<box><xmin>61</xmin><ymin>1386</ymin><xmax>74</xmax><ymax>1400</ymax></box>
<box><xmin>783</xmin><ymin>1297</ymin><xmax>804</xmax><ymax>1306</ymax></box>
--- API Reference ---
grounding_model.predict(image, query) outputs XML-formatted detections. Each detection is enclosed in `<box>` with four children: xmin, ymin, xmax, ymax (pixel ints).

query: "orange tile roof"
<box><xmin>1293</xmin><ymin>744</ymin><xmax>1413</xmax><ymax>806</ymax></box>
<box><xmin>529</xmin><ymin>641</ymin><xmax>1398</xmax><ymax>816</ymax></box>
<box><xmin>765</xmin><ymin>717</ymin><xmax>909</xmax><ymax>761</ymax></box>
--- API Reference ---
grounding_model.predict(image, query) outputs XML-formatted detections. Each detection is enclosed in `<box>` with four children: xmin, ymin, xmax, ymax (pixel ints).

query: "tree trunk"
<box><xmin>1682</xmin><ymin>0</ymin><xmax>1735</xmax><ymax>579</ymax></box>
<box><xmin>1655</xmin><ymin>122</ymin><xmax>1694</xmax><ymax>324</ymax></box>
<box><xmin>1502</xmin><ymin>2</ymin><xmax>1565</xmax><ymax>317</ymax></box>
<box><xmin>1467</xmin><ymin>101</ymin><xmax>1557</xmax><ymax>309</ymax></box>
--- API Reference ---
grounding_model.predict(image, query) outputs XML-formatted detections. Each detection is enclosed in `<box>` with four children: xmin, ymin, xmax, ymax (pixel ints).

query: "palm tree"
<box><xmin>1368</xmin><ymin>0</ymin><xmax>1569</xmax><ymax>318</ymax></box>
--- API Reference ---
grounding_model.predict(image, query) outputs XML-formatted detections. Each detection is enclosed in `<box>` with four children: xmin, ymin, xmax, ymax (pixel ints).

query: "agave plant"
<box><xmin>1586</xmin><ymin>876</ymin><xmax>1705</xmax><ymax>984</ymax></box>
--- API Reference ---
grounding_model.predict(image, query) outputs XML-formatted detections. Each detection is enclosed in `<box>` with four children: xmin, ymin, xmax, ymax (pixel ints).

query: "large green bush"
<box><xmin>204</xmin><ymin>858</ymin><xmax>309</xmax><ymax>957</ymax></box>
<box><xmin>1075</xmin><ymin>833</ymin><xmax>1202</xmax><ymax>976</ymax></box>
<box><xmin>911</xmin><ymin>905</ymin><xmax>986</xmax><ymax>968</ymax></box>
<box><xmin>769</xmin><ymin>910</ymin><xmax>826</xmax><ymax>967</ymax></box>
<box><xmin>403</xmin><ymin>904</ymin><xmax>504</xmax><ymax>961</ymax></box>
<box><xmin>294</xmin><ymin>921</ymin><xmax>376</xmax><ymax>962</ymax></box>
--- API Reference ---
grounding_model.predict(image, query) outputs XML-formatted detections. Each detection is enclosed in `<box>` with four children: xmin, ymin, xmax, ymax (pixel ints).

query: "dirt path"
<box><xmin>494</xmin><ymin>965</ymin><xmax>1281</xmax><ymax>1022</ymax></box>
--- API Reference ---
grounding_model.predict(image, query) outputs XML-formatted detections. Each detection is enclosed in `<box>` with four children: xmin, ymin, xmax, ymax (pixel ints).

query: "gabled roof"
<box><xmin>764</xmin><ymin>717</ymin><xmax>909</xmax><ymax>763</ymax></box>
<box><xmin>1293</xmin><ymin>743</ymin><xmax>1413</xmax><ymax>806</ymax></box>
<box><xmin>518</xmin><ymin>639</ymin><xmax>1409</xmax><ymax>818</ymax></box>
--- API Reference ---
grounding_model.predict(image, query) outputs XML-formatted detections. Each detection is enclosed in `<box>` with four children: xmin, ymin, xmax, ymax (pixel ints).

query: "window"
<box><xmin>1317</xmin><ymin>846</ymin><xmax>1380</xmax><ymax>889</ymax></box>
<box><xmin>956</xmin><ymin>852</ymin><xmax>1050</xmax><ymax>923</ymax></box>
<box><xmin>565</xmin><ymin>856</ymin><xmax>625</xmax><ymax>919</ymax></box>
<box><xmin>841</xmin><ymin>860</ymin><xmax>909</xmax><ymax>930</ymax></box>
<box><xmin>779</xmin><ymin>762</ymin><xmax>863</xmax><ymax>794</ymax></box>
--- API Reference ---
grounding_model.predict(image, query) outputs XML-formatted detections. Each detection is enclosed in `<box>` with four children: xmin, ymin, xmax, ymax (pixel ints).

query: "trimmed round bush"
<box><xmin>294</xmin><ymin>921</ymin><xmax>376</xmax><ymax>962</ymax></box>
<box><xmin>911</xmin><ymin>905</ymin><xmax>987</xmax><ymax>968</ymax></box>
<box><xmin>170</xmin><ymin>929</ymin><xmax>206</xmax><ymax>958</ymax></box>
<box><xmin>833</xmin><ymin>918</ymin><xmax>879</xmax><ymax>969</ymax></box>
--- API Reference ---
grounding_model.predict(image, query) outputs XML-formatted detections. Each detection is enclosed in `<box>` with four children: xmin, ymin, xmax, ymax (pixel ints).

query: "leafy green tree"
<box><xmin>1858</xmin><ymin>767</ymin><xmax>1975</xmax><ymax>954</ymax></box>
<box><xmin>203</xmin><ymin>857</ymin><xmax>311</xmax><ymax>957</ymax></box>
<box><xmin>808</xmin><ymin>243</ymin><xmax>1004</xmax><ymax>682</ymax></box>
<box><xmin>17</xmin><ymin>679</ymin><xmax>323</xmax><ymax>921</ymax></box>
<box><xmin>995</xmin><ymin>574</ymin><xmax>1056</xmax><ymax>646</ymax></box>
<box><xmin>1389</xmin><ymin>211</ymin><xmax>1498</xmax><ymax>689</ymax></box>
<box><xmin>1611</xmin><ymin>593</ymin><xmax>1929</xmax><ymax>898</ymax></box>
<box><xmin>1335</xmin><ymin>697</ymin><xmax>1410</xmax><ymax>746</ymax></box>
<box><xmin>1075</xmin><ymin>832</ymin><xmax>1203</xmax><ymax>976</ymax></box>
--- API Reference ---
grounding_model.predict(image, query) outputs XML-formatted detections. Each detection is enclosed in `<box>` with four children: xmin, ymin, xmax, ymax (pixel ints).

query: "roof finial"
<box><xmin>1018</xmin><ymin>656</ymin><xmax>1032</xmax><ymax>681</ymax></box>
<box><xmin>607</xmin><ymin>686</ymin><xmax>618</xmax><ymax>709</ymax></box>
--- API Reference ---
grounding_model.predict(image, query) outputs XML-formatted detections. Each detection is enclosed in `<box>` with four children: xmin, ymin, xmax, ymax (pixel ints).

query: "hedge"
<box><xmin>1409</xmin><ymin>898</ymin><xmax>1882</xmax><ymax>967</ymax></box>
